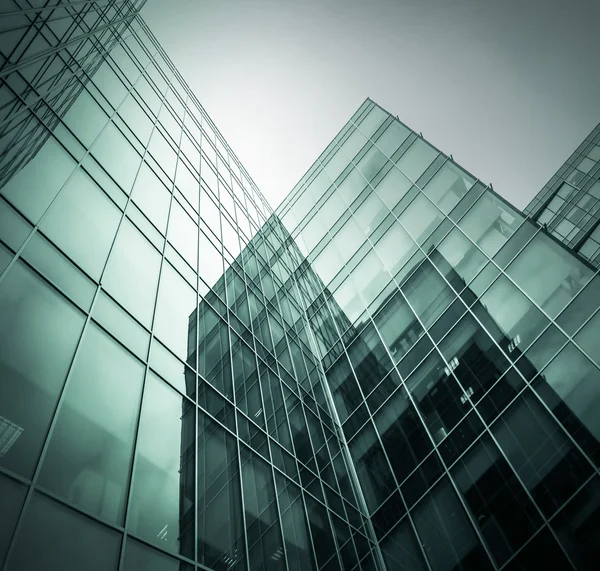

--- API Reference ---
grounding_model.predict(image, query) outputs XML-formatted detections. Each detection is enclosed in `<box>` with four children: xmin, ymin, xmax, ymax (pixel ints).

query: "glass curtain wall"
<box><xmin>0</xmin><ymin>5</ymin><xmax>376</xmax><ymax>571</ymax></box>
<box><xmin>525</xmin><ymin>122</ymin><xmax>600</xmax><ymax>268</ymax></box>
<box><xmin>277</xmin><ymin>99</ymin><xmax>600</xmax><ymax>571</ymax></box>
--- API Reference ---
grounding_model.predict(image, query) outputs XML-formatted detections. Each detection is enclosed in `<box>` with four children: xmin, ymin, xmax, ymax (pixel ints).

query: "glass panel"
<box><xmin>551</xmin><ymin>475</ymin><xmax>600</xmax><ymax>571</ymax></box>
<box><xmin>423</xmin><ymin>161</ymin><xmax>475</xmax><ymax>213</ymax></box>
<box><xmin>6</xmin><ymin>492</ymin><xmax>121</xmax><ymax>571</ymax></box>
<box><xmin>335</xmin><ymin>168</ymin><xmax>367</xmax><ymax>206</ymax></box>
<box><xmin>128</xmin><ymin>373</ymin><xmax>195</xmax><ymax>558</ymax></box>
<box><xmin>91</xmin><ymin>122</ymin><xmax>142</xmax><ymax>193</ymax></box>
<box><xmin>148</xmin><ymin>129</ymin><xmax>178</xmax><ymax>180</ymax></box>
<box><xmin>556</xmin><ymin>275</ymin><xmax>600</xmax><ymax>335</ymax></box>
<box><xmin>122</xmin><ymin>539</ymin><xmax>194</xmax><ymax>571</ymax></box>
<box><xmin>63</xmin><ymin>89</ymin><xmax>109</xmax><ymax>147</ymax></box>
<box><xmin>380</xmin><ymin>517</ymin><xmax>428</xmax><ymax>571</ymax></box>
<box><xmin>167</xmin><ymin>199</ymin><xmax>198</xmax><ymax>271</ymax></box>
<box><xmin>0</xmin><ymin>474</ymin><xmax>27</xmax><ymax>568</ymax></box>
<box><xmin>493</xmin><ymin>390</ymin><xmax>593</xmax><ymax>518</ymax></box>
<box><xmin>575</xmin><ymin>309</ymin><xmax>600</xmax><ymax>367</ymax></box>
<box><xmin>130</xmin><ymin>162</ymin><xmax>171</xmax><ymax>233</ymax></box>
<box><xmin>241</xmin><ymin>449</ymin><xmax>285</xmax><ymax>570</ymax></box>
<box><xmin>40</xmin><ymin>168</ymin><xmax>121</xmax><ymax>280</ymax></box>
<box><xmin>480</xmin><ymin>275</ymin><xmax>550</xmax><ymax>354</ymax></box>
<box><xmin>356</xmin><ymin>145</ymin><xmax>388</xmax><ymax>185</ymax></box>
<box><xmin>197</xmin><ymin>413</ymin><xmax>246</xmax><ymax>570</ymax></box>
<box><xmin>402</xmin><ymin>260</ymin><xmax>455</xmax><ymax>328</ymax></box>
<box><xmin>353</xmin><ymin>192</ymin><xmax>387</xmax><ymax>237</ymax></box>
<box><xmin>373</xmin><ymin>220</ymin><xmax>417</xmax><ymax>276</ymax></box>
<box><xmin>374</xmin><ymin>165</ymin><xmax>413</xmax><ymax>210</ymax></box>
<box><xmin>534</xmin><ymin>343</ymin><xmax>600</xmax><ymax>464</ymax></box>
<box><xmin>374</xmin><ymin>289</ymin><xmax>423</xmax><ymax>364</ymax></box>
<box><xmin>376</xmin><ymin>121</ymin><xmax>410</xmax><ymax>158</ymax></box>
<box><xmin>22</xmin><ymin>230</ymin><xmax>96</xmax><ymax>311</ymax></box>
<box><xmin>38</xmin><ymin>323</ymin><xmax>144</xmax><ymax>524</ymax></box>
<box><xmin>459</xmin><ymin>192</ymin><xmax>523</xmax><ymax>258</ymax></box>
<box><xmin>349</xmin><ymin>422</ymin><xmax>396</xmax><ymax>512</ymax></box>
<box><xmin>452</xmin><ymin>436</ymin><xmax>542</xmax><ymax>567</ymax></box>
<box><xmin>395</xmin><ymin>138</ymin><xmax>438</xmax><ymax>182</ymax></box>
<box><xmin>92</xmin><ymin>290</ymin><xmax>150</xmax><ymax>361</ymax></box>
<box><xmin>374</xmin><ymin>387</ymin><xmax>432</xmax><ymax>484</ymax></box>
<box><xmin>412</xmin><ymin>478</ymin><xmax>492</xmax><ymax>571</ymax></box>
<box><xmin>356</xmin><ymin>105</ymin><xmax>387</xmax><ymax>138</ymax></box>
<box><xmin>1</xmin><ymin>137</ymin><xmax>76</xmax><ymax>224</ymax></box>
<box><xmin>103</xmin><ymin>219</ymin><xmax>161</xmax><ymax>327</ymax></box>
<box><xmin>0</xmin><ymin>261</ymin><xmax>85</xmax><ymax>478</ymax></box>
<box><xmin>434</xmin><ymin>227</ymin><xmax>487</xmax><ymax>287</ymax></box>
<box><xmin>506</xmin><ymin>232</ymin><xmax>594</xmax><ymax>319</ymax></box>
<box><xmin>154</xmin><ymin>262</ymin><xmax>197</xmax><ymax>361</ymax></box>
<box><xmin>398</xmin><ymin>194</ymin><xmax>443</xmax><ymax>245</ymax></box>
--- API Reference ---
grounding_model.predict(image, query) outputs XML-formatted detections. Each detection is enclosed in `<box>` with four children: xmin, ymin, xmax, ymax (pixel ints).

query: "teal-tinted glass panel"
<box><xmin>395</xmin><ymin>138</ymin><xmax>438</xmax><ymax>182</ymax></box>
<box><xmin>38</xmin><ymin>323</ymin><xmax>144</xmax><ymax>524</ymax></box>
<box><xmin>103</xmin><ymin>219</ymin><xmax>161</xmax><ymax>327</ymax></box>
<box><xmin>40</xmin><ymin>168</ymin><xmax>121</xmax><ymax>280</ymax></box>
<box><xmin>1</xmin><ymin>137</ymin><xmax>76</xmax><ymax>224</ymax></box>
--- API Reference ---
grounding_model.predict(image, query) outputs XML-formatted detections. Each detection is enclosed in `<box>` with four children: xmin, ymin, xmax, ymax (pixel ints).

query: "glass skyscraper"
<box><xmin>525</xmin><ymin>122</ymin><xmax>600</xmax><ymax>268</ymax></box>
<box><xmin>1</xmin><ymin>3</ymin><xmax>599</xmax><ymax>571</ymax></box>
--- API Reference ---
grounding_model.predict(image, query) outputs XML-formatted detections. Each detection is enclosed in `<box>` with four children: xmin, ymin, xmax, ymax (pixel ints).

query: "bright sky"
<box><xmin>142</xmin><ymin>0</ymin><xmax>600</xmax><ymax>212</ymax></box>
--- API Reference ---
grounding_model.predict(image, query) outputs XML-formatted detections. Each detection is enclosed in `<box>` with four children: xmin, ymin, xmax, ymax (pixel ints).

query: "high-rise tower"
<box><xmin>1</xmin><ymin>3</ymin><xmax>599</xmax><ymax>571</ymax></box>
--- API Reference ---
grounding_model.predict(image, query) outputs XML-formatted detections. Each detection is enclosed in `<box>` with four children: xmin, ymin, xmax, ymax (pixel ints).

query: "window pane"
<box><xmin>122</xmin><ymin>539</ymin><xmax>193</xmax><ymax>571</ymax></box>
<box><xmin>349</xmin><ymin>422</ymin><xmax>396</xmax><ymax>512</ymax></box>
<box><xmin>130</xmin><ymin>162</ymin><xmax>171</xmax><ymax>234</ymax></box>
<box><xmin>1</xmin><ymin>137</ymin><xmax>76</xmax><ymax>224</ymax></box>
<box><xmin>148</xmin><ymin>129</ymin><xmax>178</xmax><ymax>180</ymax></box>
<box><xmin>373</xmin><ymin>220</ymin><xmax>417</xmax><ymax>276</ymax></box>
<box><xmin>374</xmin><ymin>166</ymin><xmax>413</xmax><ymax>210</ymax></box>
<box><xmin>412</xmin><ymin>479</ymin><xmax>492</xmax><ymax>571</ymax></box>
<box><xmin>480</xmin><ymin>275</ymin><xmax>549</xmax><ymax>353</ymax></box>
<box><xmin>506</xmin><ymin>233</ymin><xmax>594</xmax><ymax>319</ymax></box>
<box><xmin>423</xmin><ymin>161</ymin><xmax>474</xmax><ymax>214</ymax></box>
<box><xmin>91</xmin><ymin>122</ymin><xmax>142</xmax><ymax>193</ymax></box>
<box><xmin>459</xmin><ymin>192</ymin><xmax>523</xmax><ymax>258</ymax></box>
<box><xmin>452</xmin><ymin>437</ymin><xmax>541</xmax><ymax>567</ymax></box>
<box><xmin>534</xmin><ymin>343</ymin><xmax>600</xmax><ymax>462</ymax></box>
<box><xmin>0</xmin><ymin>261</ymin><xmax>85</xmax><ymax>478</ymax></box>
<box><xmin>167</xmin><ymin>200</ymin><xmax>198</xmax><ymax>271</ymax></box>
<box><xmin>63</xmin><ymin>89</ymin><xmax>109</xmax><ymax>147</ymax></box>
<box><xmin>103</xmin><ymin>219</ymin><xmax>161</xmax><ymax>327</ymax></box>
<box><xmin>398</xmin><ymin>194</ymin><xmax>443</xmax><ymax>245</ymax></box>
<box><xmin>197</xmin><ymin>413</ymin><xmax>246</xmax><ymax>570</ymax></box>
<box><xmin>374</xmin><ymin>288</ymin><xmax>423</xmax><ymax>364</ymax></box>
<box><xmin>128</xmin><ymin>373</ymin><xmax>195</xmax><ymax>558</ymax></box>
<box><xmin>395</xmin><ymin>138</ymin><xmax>438</xmax><ymax>182</ymax></box>
<box><xmin>0</xmin><ymin>474</ymin><xmax>27</xmax><ymax>567</ymax></box>
<box><xmin>6</xmin><ymin>493</ymin><xmax>121</xmax><ymax>571</ymax></box>
<box><xmin>38</xmin><ymin>323</ymin><xmax>144</xmax><ymax>524</ymax></box>
<box><xmin>353</xmin><ymin>192</ymin><xmax>387</xmax><ymax>236</ymax></box>
<box><xmin>380</xmin><ymin>517</ymin><xmax>428</xmax><ymax>571</ymax></box>
<box><xmin>154</xmin><ymin>262</ymin><xmax>197</xmax><ymax>361</ymax></box>
<box><xmin>40</xmin><ymin>168</ymin><xmax>121</xmax><ymax>280</ymax></box>
<box><xmin>434</xmin><ymin>227</ymin><xmax>487</xmax><ymax>286</ymax></box>
<box><xmin>493</xmin><ymin>390</ymin><xmax>593</xmax><ymax>518</ymax></box>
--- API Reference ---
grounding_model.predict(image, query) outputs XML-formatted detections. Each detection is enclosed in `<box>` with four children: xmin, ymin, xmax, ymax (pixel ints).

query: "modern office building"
<box><xmin>1</xmin><ymin>3</ymin><xmax>599</xmax><ymax>571</ymax></box>
<box><xmin>525</xmin><ymin>122</ymin><xmax>600</xmax><ymax>267</ymax></box>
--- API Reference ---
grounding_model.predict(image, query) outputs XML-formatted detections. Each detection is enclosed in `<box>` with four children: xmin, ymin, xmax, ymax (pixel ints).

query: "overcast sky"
<box><xmin>141</xmin><ymin>0</ymin><xmax>600</xmax><ymax>211</ymax></box>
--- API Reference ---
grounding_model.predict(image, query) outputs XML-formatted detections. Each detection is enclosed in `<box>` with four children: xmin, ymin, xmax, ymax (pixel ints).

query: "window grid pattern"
<box><xmin>0</xmin><ymin>7</ymin><xmax>377</xmax><ymax>571</ymax></box>
<box><xmin>525</xmin><ymin>121</ymin><xmax>600</xmax><ymax>267</ymax></box>
<box><xmin>277</xmin><ymin>100</ymin><xmax>600</xmax><ymax>571</ymax></box>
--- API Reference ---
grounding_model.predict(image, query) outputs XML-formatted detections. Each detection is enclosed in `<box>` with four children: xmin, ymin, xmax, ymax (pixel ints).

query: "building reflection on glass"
<box><xmin>1</xmin><ymin>4</ymin><xmax>600</xmax><ymax>571</ymax></box>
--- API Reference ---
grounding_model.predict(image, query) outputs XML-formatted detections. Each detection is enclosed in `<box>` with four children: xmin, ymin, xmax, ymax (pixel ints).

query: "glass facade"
<box><xmin>1</xmin><ymin>4</ymin><xmax>599</xmax><ymax>571</ymax></box>
<box><xmin>525</xmin><ymin>122</ymin><xmax>600</xmax><ymax>268</ymax></box>
<box><xmin>277</xmin><ymin>99</ymin><xmax>600</xmax><ymax>570</ymax></box>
